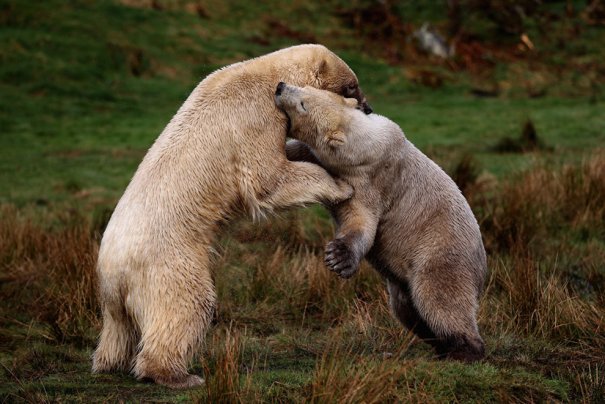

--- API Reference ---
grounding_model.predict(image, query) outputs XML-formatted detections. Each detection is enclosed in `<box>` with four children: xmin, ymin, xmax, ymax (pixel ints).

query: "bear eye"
<box><xmin>346</xmin><ymin>84</ymin><xmax>357</xmax><ymax>95</ymax></box>
<box><xmin>300</xmin><ymin>101</ymin><xmax>307</xmax><ymax>111</ymax></box>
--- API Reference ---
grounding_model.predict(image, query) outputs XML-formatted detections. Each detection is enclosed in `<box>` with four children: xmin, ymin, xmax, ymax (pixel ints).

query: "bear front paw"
<box><xmin>331</xmin><ymin>179</ymin><xmax>354</xmax><ymax>205</ymax></box>
<box><xmin>325</xmin><ymin>238</ymin><xmax>360</xmax><ymax>279</ymax></box>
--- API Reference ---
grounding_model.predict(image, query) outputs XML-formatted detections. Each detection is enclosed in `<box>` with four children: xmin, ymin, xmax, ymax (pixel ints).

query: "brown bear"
<box><xmin>276</xmin><ymin>83</ymin><xmax>487</xmax><ymax>362</ymax></box>
<box><xmin>92</xmin><ymin>45</ymin><xmax>371</xmax><ymax>389</ymax></box>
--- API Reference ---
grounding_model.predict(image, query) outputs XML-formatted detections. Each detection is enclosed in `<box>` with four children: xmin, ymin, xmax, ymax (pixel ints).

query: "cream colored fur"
<box><xmin>278</xmin><ymin>84</ymin><xmax>487</xmax><ymax>361</ymax></box>
<box><xmin>92</xmin><ymin>45</ymin><xmax>370</xmax><ymax>388</ymax></box>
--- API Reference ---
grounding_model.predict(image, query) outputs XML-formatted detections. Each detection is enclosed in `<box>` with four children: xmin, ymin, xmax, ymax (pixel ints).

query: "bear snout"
<box><xmin>275</xmin><ymin>82</ymin><xmax>286</xmax><ymax>96</ymax></box>
<box><xmin>361</xmin><ymin>101</ymin><xmax>373</xmax><ymax>115</ymax></box>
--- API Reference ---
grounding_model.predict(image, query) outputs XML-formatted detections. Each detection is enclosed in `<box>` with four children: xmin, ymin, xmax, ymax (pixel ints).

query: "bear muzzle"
<box><xmin>351</xmin><ymin>88</ymin><xmax>372</xmax><ymax>114</ymax></box>
<box><xmin>360</xmin><ymin>99</ymin><xmax>373</xmax><ymax>115</ymax></box>
<box><xmin>275</xmin><ymin>81</ymin><xmax>286</xmax><ymax>96</ymax></box>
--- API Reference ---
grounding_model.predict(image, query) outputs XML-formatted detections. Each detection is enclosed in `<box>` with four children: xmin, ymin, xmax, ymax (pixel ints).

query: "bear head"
<box><xmin>275</xmin><ymin>83</ymin><xmax>394</xmax><ymax>173</ymax></box>
<box><xmin>302</xmin><ymin>45</ymin><xmax>372</xmax><ymax>114</ymax></box>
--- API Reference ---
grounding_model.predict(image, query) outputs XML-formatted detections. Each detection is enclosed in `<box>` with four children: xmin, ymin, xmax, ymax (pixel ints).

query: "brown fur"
<box><xmin>92</xmin><ymin>45</ymin><xmax>371</xmax><ymax>388</ymax></box>
<box><xmin>276</xmin><ymin>84</ymin><xmax>487</xmax><ymax>361</ymax></box>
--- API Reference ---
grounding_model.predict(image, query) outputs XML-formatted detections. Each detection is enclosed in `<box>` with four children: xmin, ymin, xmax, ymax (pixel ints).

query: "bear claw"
<box><xmin>325</xmin><ymin>238</ymin><xmax>360</xmax><ymax>279</ymax></box>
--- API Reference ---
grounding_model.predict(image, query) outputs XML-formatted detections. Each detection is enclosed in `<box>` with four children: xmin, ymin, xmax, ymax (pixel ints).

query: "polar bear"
<box><xmin>276</xmin><ymin>83</ymin><xmax>486</xmax><ymax>361</ymax></box>
<box><xmin>92</xmin><ymin>45</ymin><xmax>372</xmax><ymax>388</ymax></box>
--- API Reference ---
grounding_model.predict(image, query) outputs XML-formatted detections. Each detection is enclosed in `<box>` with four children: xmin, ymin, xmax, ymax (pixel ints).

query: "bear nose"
<box><xmin>362</xmin><ymin>102</ymin><xmax>373</xmax><ymax>114</ymax></box>
<box><xmin>275</xmin><ymin>82</ymin><xmax>286</xmax><ymax>96</ymax></box>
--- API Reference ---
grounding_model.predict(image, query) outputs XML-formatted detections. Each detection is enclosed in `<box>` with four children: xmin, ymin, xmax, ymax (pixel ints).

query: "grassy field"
<box><xmin>1</xmin><ymin>0</ymin><xmax>604</xmax><ymax>402</ymax></box>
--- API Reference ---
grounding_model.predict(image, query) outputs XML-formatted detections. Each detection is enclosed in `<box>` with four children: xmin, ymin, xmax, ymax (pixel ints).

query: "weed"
<box><xmin>491</xmin><ymin>118</ymin><xmax>551</xmax><ymax>153</ymax></box>
<box><xmin>197</xmin><ymin>327</ymin><xmax>258</xmax><ymax>403</ymax></box>
<box><xmin>450</xmin><ymin>152</ymin><xmax>481</xmax><ymax>197</ymax></box>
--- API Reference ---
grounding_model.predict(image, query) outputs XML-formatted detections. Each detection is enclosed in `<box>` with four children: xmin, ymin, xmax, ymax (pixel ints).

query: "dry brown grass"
<box><xmin>480</xmin><ymin>254</ymin><xmax>604</xmax><ymax>344</ymax></box>
<box><xmin>1</xmin><ymin>153</ymin><xmax>605</xmax><ymax>401</ymax></box>
<box><xmin>198</xmin><ymin>327</ymin><xmax>259</xmax><ymax>403</ymax></box>
<box><xmin>0</xmin><ymin>206</ymin><xmax>100</xmax><ymax>344</ymax></box>
<box><xmin>470</xmin><ymin>154</ymin><xmax>605</xmax><ymax>373</ymax></box>
<box><xmin>309</xmin><ymin>345</ymin><xmax>413</xmax><ymax>404</ymax></box>
<box><xmin>478</xmin><ymin>151</ymin><xmax>605</xmax><ymax>254</ymax></box>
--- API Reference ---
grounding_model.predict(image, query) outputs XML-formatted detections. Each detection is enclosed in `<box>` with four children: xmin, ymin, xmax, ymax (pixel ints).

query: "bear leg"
<box><xmin>407</xmin><ymin>266</ymin><xmax>485</xmax><ymax>362</ymax></box>
<box><xmin>325</xmin><ymin>202</ymin><xmax>380</xmax><ymax>279</ymax></box>
<box><xmin>92</xmin><ymin>305</ymin><xmax>138</xmax><ymax>374</ymax></box>
<box><xmin>132</xmin><ymin>270</ymin><xmax>216</xmax><ymax>389</ymax></box>
<box><xmin>388</xmin><ymin>279</ymin><xmax>485</xmax><ymax>361</ymax></box>
<box><xmin>386</xmin><ymin>279</ymin><xmax>439</xmax><ymax>343</ymax></box>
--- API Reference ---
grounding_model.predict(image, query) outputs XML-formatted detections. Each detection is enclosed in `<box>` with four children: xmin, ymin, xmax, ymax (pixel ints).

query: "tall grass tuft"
<box><xmin>483</xmin><ymin>254</ymin><xmax>604</xmax><ymax>343</ymax></box>
<box><xmin>478</xmin><ymin>152</ymin><xmax>605</xmax><ymax>253</ymax></box>
<box><xmin>474</xmin><ymin>152</ymin><xmax>605</xmax><ymax>359</ymax></box>
<box><xmin>307</xmin><ymin>333</ymin><xmax>449</xmax><ymax>403</ymax></box>
<box><xmin>0</xmin><ymin>206</ymin><xmax>99</xmax><ymax>344</ymax></box>
<box><xmin>308</xmin><ymin>342</ymin><xmax>410</xmax><ymax>403</ymax></box>
<box><xmin>197</xmin><ymin>327</ymin><xmax>259</xmax><ymax>403</ymax></box>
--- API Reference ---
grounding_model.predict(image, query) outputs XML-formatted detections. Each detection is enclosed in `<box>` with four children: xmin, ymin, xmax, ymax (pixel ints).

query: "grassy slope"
<box><xmin>2</xmin><ymin>0</ymin><xmax>604</xmax><ymax>205</ymax></box>
<box><xmin>1</xmin><ymin>0</ymin><xmax>604</xmax><ymax>402</ymax></box>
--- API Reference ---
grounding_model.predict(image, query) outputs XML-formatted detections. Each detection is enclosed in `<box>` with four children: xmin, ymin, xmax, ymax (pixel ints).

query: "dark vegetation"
<box><xmin>1</xmin><ymin>0</ymin><xmax>604</xmax><ymax>401</ymax></box>
<box><xmin>491</xmin><ymin>118</ymin><xmax>552</xmax><ymax>153</ymax></box>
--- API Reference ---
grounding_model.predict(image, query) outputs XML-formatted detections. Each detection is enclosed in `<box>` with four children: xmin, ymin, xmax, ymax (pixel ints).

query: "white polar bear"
<box><xmin>92</xmin><ymin>45</ymin><xmax>371</xmax><ymax>388</ymax></box>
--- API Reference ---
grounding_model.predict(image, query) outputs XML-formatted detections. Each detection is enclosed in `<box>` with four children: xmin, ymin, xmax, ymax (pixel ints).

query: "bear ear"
<box><xmin>317</xmin><ymin>59</ymin><xmax>328</xmax><ymax>75</ymax></box>
<box><xmin>326</xmin><ymin>130</ymin><xmax>346</xmax><ymax>147</ymax></box>
<box><xmin>314</xmin><ymin>59</ymin><xmax>328</xmax><ymax>82</ymax></box>
<box><xmin>344</xmin><ymin>97</ymin><xmax>357</xmax><ymax>108</ymax></box>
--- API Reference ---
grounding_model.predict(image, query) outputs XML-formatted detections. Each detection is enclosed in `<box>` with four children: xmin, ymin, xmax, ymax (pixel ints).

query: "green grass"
<box><xmin>2</xmin><ymin>0</ymin><xmax>604</xmax><ymax>205</ymax></box>
<box><xmin>1</xmin><ymin>0</ymin><xmax>605</xmax><ymax>402</ymax></box>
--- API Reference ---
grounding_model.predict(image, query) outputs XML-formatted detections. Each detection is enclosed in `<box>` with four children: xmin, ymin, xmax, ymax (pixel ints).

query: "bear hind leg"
<box><xmin>407</xmin><ymin>267</ymin><xmax>485</xmax><ymax>362</ymax></box>
<box><xmin>92</xmin><ymin>307</ymin><xmax>138</xmax><ymax>374</ymax></box>
<box><xmin>386</xmin><ymin>278</ymin><xmax>438</xmax><ymax>344</ymax></box>
<box><xmin>132</xmin><ymin>274</ymin><xmax>216</xmax><ymax>389</ymax></box>
<box><xmin>134</xmin><ymin>313</ymin><xmax>210</xmax><ymax>389</ymax></box>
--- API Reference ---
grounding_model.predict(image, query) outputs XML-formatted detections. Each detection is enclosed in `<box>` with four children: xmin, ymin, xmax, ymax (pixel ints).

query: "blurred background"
<box><xmin>1</xmin><ymin>1</ymin><xmax>604</xmax><ymax>402</ymax></box>
<box><xmin>2</xmin><ymin>0</ymin><xmax>604</xmax><ymax>206</ymax></box>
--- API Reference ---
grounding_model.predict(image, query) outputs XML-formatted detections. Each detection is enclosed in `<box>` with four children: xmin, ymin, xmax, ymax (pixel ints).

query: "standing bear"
<box><xmin>277</xmin><ymin>83</ymin><xmax>487</xmax><ymax>361</ymax></box>
<box><xmin>92</xmin><ymin>45</ymin><xmax>371</xmax><ymax>389</ymax></box>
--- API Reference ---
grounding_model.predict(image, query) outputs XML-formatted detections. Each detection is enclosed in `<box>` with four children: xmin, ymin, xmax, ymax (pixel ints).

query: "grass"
<box><xmin>2</xmin><ymin>155</ymin><xmax>605</xmax><ymax>401</ymax></box>
<box><xmin>1</xmin><ymin>0</ymin><xmax>605</xmax><ymax>401</ymax></box>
